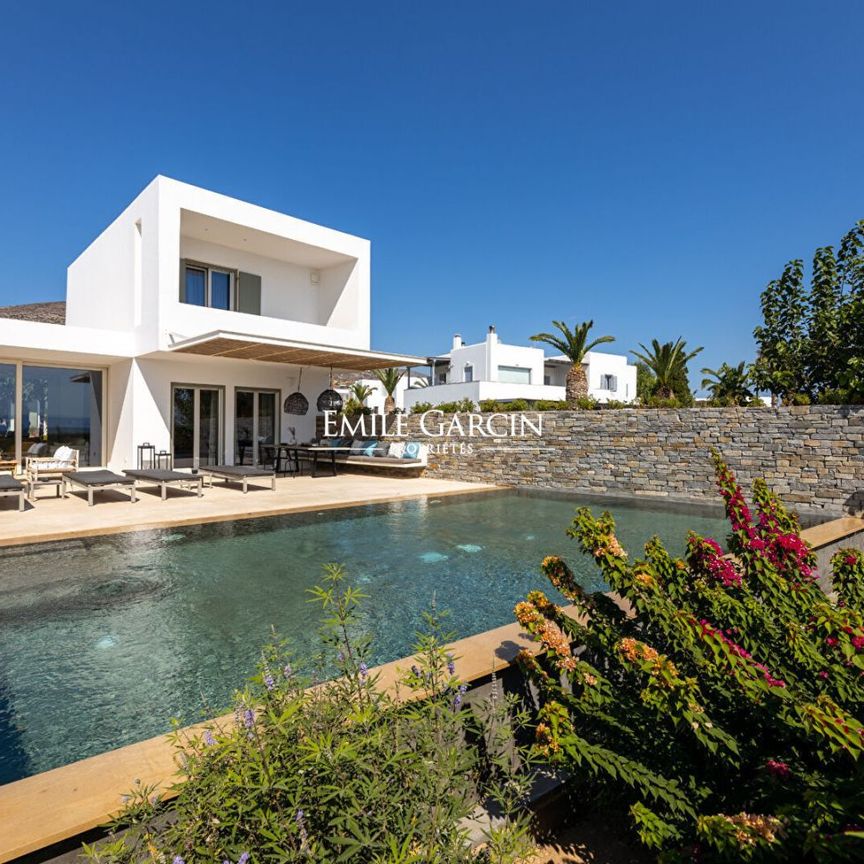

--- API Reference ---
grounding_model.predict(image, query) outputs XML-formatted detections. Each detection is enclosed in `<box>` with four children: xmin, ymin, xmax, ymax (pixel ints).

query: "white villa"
<box><xmin>0</xmin><ymin>177</ymin><xmax>423</xmax><ymax>471</ymax></box>
<box><xmin>401</xmin><ymin>326</ymin><xmax>637</xmax><ymax>411</ymax></box>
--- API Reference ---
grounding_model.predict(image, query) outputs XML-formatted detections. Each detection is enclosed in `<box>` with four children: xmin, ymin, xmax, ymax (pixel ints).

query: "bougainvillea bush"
<box><xmin>515</xmin><ymin>451</ymin><xmax>864</xmax><ymax>862</ymax></box>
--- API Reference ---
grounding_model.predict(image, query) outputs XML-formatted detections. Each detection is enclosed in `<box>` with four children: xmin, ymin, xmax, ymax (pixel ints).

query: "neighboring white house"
<box><xmin>0</xmin><ymin>177</ymin><xmax>423</xmax><ymax>470</ymax></box>
<box><xmin>401</xmin><ymin>326</ymin><xmax>637</xmax><ymax>411</ymax></box>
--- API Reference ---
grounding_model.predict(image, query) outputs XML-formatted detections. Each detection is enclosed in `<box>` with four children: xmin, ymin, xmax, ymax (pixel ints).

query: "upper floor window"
<box><xmin>464</xmin><ymin>364</ymin><xmax>474</xmax><ymax>383</ymax></box>
<box><xmin>600</xmin><ymin>374</ymin><xmax>618</xmax><ymax>391</ymax></box>
<box><xmin>182</xmin><ymin>262</ymin><xmax>235</xmax><ymax>310</ymax></box>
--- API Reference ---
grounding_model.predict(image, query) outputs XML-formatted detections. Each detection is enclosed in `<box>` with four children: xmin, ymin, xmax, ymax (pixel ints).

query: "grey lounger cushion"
<box><xmin>203</xmin><ymin>465</ymin><xmax>274</xmax><ymax>477</ymax></box>
<box><xmin>0</xmin><ymin>475</ymin><xmax>23</xmax><ymax>491</ymax></box>
<box><xmin>124</xmin><ymin>469</ymin><xmax>196</xmax><ymax>482</ymax></box>
<box><xmin>66</xmin><ymin>470</ymin><xmax>134</xmax><ymax>487</ymax></box>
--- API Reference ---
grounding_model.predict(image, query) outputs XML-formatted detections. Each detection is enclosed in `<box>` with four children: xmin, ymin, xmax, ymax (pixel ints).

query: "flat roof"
<box><xmin>167</xmin><ymin>330</ymin><xmax>426</xmax><ymax>371</ymax></box>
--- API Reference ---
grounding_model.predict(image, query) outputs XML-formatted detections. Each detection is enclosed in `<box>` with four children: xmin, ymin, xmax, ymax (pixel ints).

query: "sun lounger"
<box><xmin>200</xmin><ymin>465</ymin><xmax>276</xmax><ymax>493</ymax></box>
<box><xmin>0</xmin><ymin>475</ymin><xmax>26</xmax><ymax>512</ymax></box>
<box><xmin>62</xmin><ymin>470</ymin><xmax>137</xmax><ymax>506</ymax></box>
<box><xmin>123</xmin><ymin>468</ymin><xmax>204</xmax><ymax>501</ymax></box>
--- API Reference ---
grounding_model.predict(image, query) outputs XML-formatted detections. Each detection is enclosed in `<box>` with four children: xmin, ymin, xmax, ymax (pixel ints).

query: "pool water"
<box><xmin>0</xmin><ymin>490</ymin><xmax>728</xmax><ymax>784</ymax></box>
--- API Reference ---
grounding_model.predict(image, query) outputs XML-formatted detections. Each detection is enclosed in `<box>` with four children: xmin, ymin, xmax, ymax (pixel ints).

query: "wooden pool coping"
<box><xmin>1</xmin><ymin>512</ymin><xmax>862</xmax><ymax>862</ymax></box>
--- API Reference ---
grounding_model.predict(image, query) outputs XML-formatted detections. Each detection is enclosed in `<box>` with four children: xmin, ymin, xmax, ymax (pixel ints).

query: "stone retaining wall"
<box><xmin>397</xmin><ymin>406</ymin><xmax>864</xmax><ymax>514</ymax></box>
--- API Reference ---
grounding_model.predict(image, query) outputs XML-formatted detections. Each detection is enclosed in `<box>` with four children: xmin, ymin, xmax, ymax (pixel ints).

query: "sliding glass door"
<box><xmin>235</xmin><ymin>388</ymin><xmax>279</xmax><ymax>465</ymax></box>
<box><xmin>172</xmin><ymin>385</ymin><xmax>223</xmax><ymax>468</ymax></box>
<box><xmin>0</xmin><ymin>364</ymin><xmax>15</xmax><ymax>464</ymax></box>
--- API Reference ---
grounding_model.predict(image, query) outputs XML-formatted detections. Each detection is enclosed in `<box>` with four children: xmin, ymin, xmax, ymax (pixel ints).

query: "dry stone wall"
<box><xmin>395</xmin><ymin>406</ymin><xmax>864</xmax><ymax>515</ymax></box>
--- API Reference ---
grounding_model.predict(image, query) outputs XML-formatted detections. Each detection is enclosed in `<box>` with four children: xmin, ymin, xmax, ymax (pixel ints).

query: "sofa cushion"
<box><xmin>387</xmin><ymin>441</ymin><xmax>405</xmax><ymax>458</ymax></box>
<box><xmin>403</xmin><ymin>441</ymin><xmax>422</xmax><ymax>459</ymax></box>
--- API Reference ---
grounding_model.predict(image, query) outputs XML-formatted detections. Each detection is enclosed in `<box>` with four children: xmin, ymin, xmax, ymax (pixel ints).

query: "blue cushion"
<box><xmin>403</xmin><ymin>441</ymin><xmax>421</xmax><ymax>459</ymax></box>
<box><xmin>362</xmin><ymin>440</ymin><xmax>378</xmax><ymax>457</ymax></box>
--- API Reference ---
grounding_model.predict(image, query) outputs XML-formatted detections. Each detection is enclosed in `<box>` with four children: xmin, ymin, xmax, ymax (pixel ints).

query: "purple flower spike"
<box><xmin>203</xmin><ymin>729</ymin><xmax>216</xmax><ymax>747</ymax></box>
<box><xmin>283</xmin><ymin>663</ymin><xmax>294</xmax><ymax>679</ymax></box>
<box><xmin>264</xmin><ymin>673</ymin><xmax>275</xmax><ymax>691</ymax></box>
<box><xmin>243</xmin><ymin>708</ymin><xmax>255</xmax><ymax>729</ymax></box>
<box><xmin>447</xmin><ymin>655</ymin><xmax>456</xmax><ymax>676</ymax></box>
<box><xmin>237</xmin><ymin>853</ymin><xmax>250</xmax><ymax>864</ymax></box>
<box><xmin>296</xmin><ymin>808</ymin><xmax>310</xmax><ymax>850</ymax></box>
<box><xmin>453</xmin><ymin>683</ymin><xmax>468</xmax><ymax>710</ymax></box>
<box><xmin>359</xmin><ymin>662</ymin><xmax>368</xmax><ymax>682</ymax></box>
<box><xmin>173</xmin><ymin>857</ymin><xmax>185</xmax><ymax>864</ymax></box>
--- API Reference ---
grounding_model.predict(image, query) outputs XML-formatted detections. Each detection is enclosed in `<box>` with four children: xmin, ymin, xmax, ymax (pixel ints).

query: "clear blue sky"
<box><xmin>1</xmin><ymin>1</ymin><xmax>861</xmax><ymax>384</ymax></box>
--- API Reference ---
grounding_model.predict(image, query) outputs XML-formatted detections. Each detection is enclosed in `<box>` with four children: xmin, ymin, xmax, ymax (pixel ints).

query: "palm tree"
<box><xmin>631</xmin><ymin>338</ymin><xmax>703</xmax><ymax>401</ymax></box>
<box><xmin>700</xmin><ymin>362</ymin><xmax>754</xmax><ymax>406</ymax></box>
<box><xmin>372</xmin><ymin>367</ymin><xmax>404</xmax><ymax>414</ymax></box>
<box><xmin>530</xmin><ymin>320</ymin><xmax>615</xmax><ymax>406</ymax></box>
<box><xmin>348</xmin><ymin>382</ymin><xmax>374</xmax><ymax>405</ymax></box>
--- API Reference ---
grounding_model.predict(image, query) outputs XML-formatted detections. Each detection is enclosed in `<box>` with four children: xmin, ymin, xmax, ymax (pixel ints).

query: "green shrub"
<box><xmin>574</xmin><ymin>396</ymin><xmax>599</xmax><ymax>410</ymax></box>
<box><xmin>479</xmin><ymin>399</ymin><xmax>502</xmax><ymax>412</ymax></box>
<box><xmin>533</xmin><ymin>400</ymin><xmax>569</xmax><ymax>412</ymax></box>
<box><xmin>598</xmin><ymin>400</ymin><xmax>628</xmax><ymax>410</ymax></box>
<box><xmin>86</xmin><ymin>566</ymin><xmax>534</xmax><ymax>863</ymax></box>
<box><xmin>644</xmin><ymin>395</ymin><xmax>681</xmax><ymax>409</ymax></box>
<box><xmin>515</xmin><ymin>451</ymin><xmax>864</xmax><ymax>861</ymax></box>
<box><xmin>431</xmin><ymin>398</ymin><xmax>477</xmax><ymax>413</ymax></box>
<box><xmin>409</xmin><ymin>401</ymin><xmax>433</xmax><ymax>414</ymax></box>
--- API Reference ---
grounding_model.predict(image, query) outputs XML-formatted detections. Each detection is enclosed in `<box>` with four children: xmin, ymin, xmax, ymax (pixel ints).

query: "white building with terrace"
<box><xmin>0</xmin><ymin>177</ymin><xmax>423</xmax><ymax>471</ymax></box>
<box><xmin>401</xmin><ymin>326</ymin><xmax>637</xmax><ymax>411</ymax></box>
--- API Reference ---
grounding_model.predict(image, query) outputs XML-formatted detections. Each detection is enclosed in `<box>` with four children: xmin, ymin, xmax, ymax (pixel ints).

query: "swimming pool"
<box><xmin>0</xmin><ymin>490</ymin><xmax>728</xmax><ymax>784</ymax></box>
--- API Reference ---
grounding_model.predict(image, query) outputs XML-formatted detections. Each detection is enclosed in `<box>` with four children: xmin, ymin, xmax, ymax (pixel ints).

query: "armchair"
<box><xmin>26</xmin><ymin>446</ymin><xmax>80</xmax><ymax>499</ymax></box>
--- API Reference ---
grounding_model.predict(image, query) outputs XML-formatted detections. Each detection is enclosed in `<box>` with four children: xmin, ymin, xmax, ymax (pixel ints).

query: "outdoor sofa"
<box><xmin>62</xmin><ymin>470</ymin><xmax>137</xmax><ymax>506</ymax></box>
<box><xmin>123</xmin><ymin>468</ymin><xmax>204</xmax><ymax>500</ymax></box>
<box><xmin>317</xmin><ymin>438</ymin><xmax>427</xmax><ymax>472</ymax></box>
<box><xmin>0</xmin><ymin>475</ymin><xmax>26</xmax><ymax>511</ymax></box>
<box><xmin>200</xmin><ymin>465</ymin><xmax>276</xmax><ymax>493</ymax></box>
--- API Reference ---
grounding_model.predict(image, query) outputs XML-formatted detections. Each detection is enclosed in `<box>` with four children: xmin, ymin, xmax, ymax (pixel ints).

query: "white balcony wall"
<box><xmin>402</xmin><ymin>380</ymin><xmax>566</xmax><ymax>411</ymax></box>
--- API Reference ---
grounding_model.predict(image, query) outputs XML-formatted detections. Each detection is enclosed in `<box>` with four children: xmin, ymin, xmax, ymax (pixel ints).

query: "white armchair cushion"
<box><xmin>53</xmin><ymin>446</ymin><xmax>74</xmax><ymax>462</ymax></box>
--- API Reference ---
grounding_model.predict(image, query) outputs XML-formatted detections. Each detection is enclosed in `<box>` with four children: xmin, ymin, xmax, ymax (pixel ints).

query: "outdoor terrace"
<box><xmin>0</xmin><ymin>474</ymin><xmax>498</xmax><ymax>549</ymax></box>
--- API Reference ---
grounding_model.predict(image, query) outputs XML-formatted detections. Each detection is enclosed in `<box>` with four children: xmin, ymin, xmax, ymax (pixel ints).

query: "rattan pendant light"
<box><xmin>283</xmin><ymin>369</ymin><xmax>309</xmax><ymax>415</ymax></box>
<box><xmin>316</xmin><ymin>367</ymin><xmax>343</xmax><ymax>413</ymax></box>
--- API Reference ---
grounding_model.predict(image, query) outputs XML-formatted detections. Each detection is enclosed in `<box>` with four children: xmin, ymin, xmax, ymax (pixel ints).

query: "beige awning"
<box><xmin>167</xmin><ymin>330</ymin><xmax>425</xmax><ymax>371</ymax></box>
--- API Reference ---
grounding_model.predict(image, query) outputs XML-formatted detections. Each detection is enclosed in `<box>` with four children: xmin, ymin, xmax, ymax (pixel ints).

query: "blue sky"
<box><xmin>0</xmin><ymin>1</ymin><xmax>861</xmax><ymax>384</ymax></box>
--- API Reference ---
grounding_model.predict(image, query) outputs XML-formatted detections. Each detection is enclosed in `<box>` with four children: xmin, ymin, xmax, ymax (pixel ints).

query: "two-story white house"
<box><xmin>401</xmin><ymin>326</ymin><xmax>637</xmax><ymax>411</ymax></box>
<box><xmin>0</xmin><ymin>177</ymin><xmax>422</xmax><ymax>470</ymax></box>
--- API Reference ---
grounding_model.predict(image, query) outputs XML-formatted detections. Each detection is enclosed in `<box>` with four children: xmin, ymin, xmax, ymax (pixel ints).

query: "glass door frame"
<box><xmin>170</xmin><ymin>383</ymin><xmax>225</xmax><ymax>469</ymax></box>
<box><xmin>233</xmin><ymin>386</ymin><xmax>281</xmax><ymax>466</ymax></box>
<box><xmin>0</xmin><ymin>357</ymin><xmax>109</xmax><ymax>469</ymax></box>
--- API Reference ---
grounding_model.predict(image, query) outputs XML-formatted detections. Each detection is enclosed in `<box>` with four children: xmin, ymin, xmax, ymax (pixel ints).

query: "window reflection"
<box><xmin>22</xmin><ymin>366</ymin><xmax>103</xmax><ymax>466</ymax></box>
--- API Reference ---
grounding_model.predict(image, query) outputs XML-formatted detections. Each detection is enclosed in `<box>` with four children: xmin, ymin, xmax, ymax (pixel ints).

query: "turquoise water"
<box><xmin>0</xmin><ymin>491</ymin><xmax>728</xmax><ymax>784</ymax></box>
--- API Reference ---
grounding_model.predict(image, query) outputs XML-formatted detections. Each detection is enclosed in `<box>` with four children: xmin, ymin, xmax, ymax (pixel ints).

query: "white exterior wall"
<box><xmin>65</xmin><ymin>176</ymin><xmax>371</xmax><ymax>353</ymax></box>
<box><xmin>583</xmin><ymin>351</ymin><xmax>637</xmax><ymax>403</ymax></box>
<box><xmin>105</xmin><ymin>357</ymin><xmax>328</xmax><ymax>469</ymax></box>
